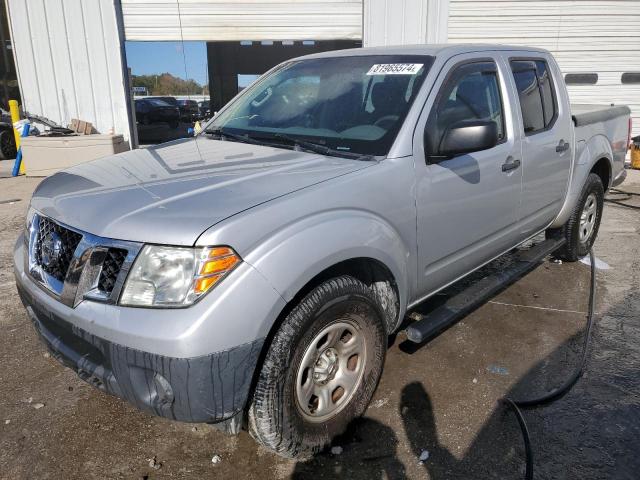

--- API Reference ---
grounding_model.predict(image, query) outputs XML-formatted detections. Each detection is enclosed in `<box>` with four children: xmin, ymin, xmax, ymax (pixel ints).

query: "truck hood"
<box><xmin>30</xmin><ymin>137</ymin><xmax>372</xmax><ymax>245</ymax></box>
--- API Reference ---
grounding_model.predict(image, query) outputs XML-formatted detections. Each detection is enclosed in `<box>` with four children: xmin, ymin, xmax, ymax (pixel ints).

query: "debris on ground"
<box><xmin>211</xmin><ymin>454</ymin><xmax>222</xmax><ymax>464</ymax></box>
<box><xmin>371</xmin><ymin>397</ymin><xmax>389</xmax><ymax>408</ymax></box>
<box><xmin>487</xmin><ymin>365</ymin><xmax>510</xmax><ymax>376</ymax></box>
<box><xmin>472</xmin><ymin>378</ymin><xmax>478</xmax><ymax>384</ymax></box>
<box><xmin>331</xmin><ymin>446</ymin><xmax>343</xmax><ymax>455</ymax></box>
<box><xmin>191</xmin><ymin>426</ymin><xmax>198</xmax><ymax>432</ymax></box>
<box><xmin>419</xmin><ymin>450</ymin><xmax>430</xmax><ymax>463</ymax></box>
<box><xmin>32</xmin><ymin>403</ymin><xmax>45</xmax><ymax>409</ymax></box>
<box><xmin>5</xmin><ymin>419</ymin><xmax>10</xmax><ymax>425</ymax></box>
<box><xmin>147</xmin><ymin>456</ymin><xmax>162</xmax><ymax>470</ymax></box>
<box><xmin>24</xmin><ymin>397</ymin><xmax>33</xmax><ymax>404</ymax></box>
<box><xmin>43</xmin><ymin>352</ymin><xmax>50</xmax><ymax>359</ymax></box>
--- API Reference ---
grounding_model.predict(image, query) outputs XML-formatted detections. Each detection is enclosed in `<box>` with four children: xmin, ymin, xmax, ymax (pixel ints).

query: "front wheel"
<box><xmin>547</xmin><ymin>172</ymin><xmax>604</xmax><ymax>261</ymax></box>
<box><xmin>248</xmin><ymin>276</ymin><xmax>386</xmax><ymax>458</ymax></box>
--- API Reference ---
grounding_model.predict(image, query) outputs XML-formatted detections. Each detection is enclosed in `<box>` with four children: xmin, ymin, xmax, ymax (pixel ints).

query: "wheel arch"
<box><xmin>245</xmin><ymin>209</ymin><xmax>411</xmax><ymax>330</ymax></box>
<box><xmin>590</xmin><ymin>157</ymin><xmax>611</xmax><ymax>191</ymax></box>
<box><xmin>550</xmin><ymin>134</ymin><xmax>613</xmax><ymax>228</ymax></box>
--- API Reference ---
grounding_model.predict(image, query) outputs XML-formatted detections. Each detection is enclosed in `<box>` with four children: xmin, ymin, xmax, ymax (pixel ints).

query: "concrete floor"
<box><xmin>1</xmin><ymin>166</ymin><xmax>639</xmax><ymax>479</ymax></box>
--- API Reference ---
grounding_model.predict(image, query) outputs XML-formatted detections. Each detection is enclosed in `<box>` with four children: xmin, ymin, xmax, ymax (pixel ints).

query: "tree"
<box><xmin>131</xmin><ymin>73</ymin><xmax>208</xmax><ymax>96</ymax></box>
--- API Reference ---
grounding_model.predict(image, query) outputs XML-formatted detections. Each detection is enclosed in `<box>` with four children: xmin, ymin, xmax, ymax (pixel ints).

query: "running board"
<box><xmin>404</xmin><ymin>237</ymin><xmax>566</xmax><ymax>344</ymax></box>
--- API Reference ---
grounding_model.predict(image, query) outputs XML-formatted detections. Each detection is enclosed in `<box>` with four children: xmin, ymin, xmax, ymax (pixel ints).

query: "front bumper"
<box><xmin>17</xmin><ymin>280</ymin><xmax>263</xmax><ymax>426</ymax></box>
<box><xmin>13</xmin><ymin>236</ymin><xmax>282</xmax><ymax>427</ymax></box>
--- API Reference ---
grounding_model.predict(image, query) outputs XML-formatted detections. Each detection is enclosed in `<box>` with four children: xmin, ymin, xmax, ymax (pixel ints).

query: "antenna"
<box><xmin>175</xmin><ymin>0</ymin><xmax>191</xmax><ymax>101</ymax></box>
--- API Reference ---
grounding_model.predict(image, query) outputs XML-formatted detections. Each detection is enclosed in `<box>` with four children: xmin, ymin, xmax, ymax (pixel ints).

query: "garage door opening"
<box><xmin>207</xmin><ymin>40</ymin><xmax>361</xmax><ymax>113</ymax></box>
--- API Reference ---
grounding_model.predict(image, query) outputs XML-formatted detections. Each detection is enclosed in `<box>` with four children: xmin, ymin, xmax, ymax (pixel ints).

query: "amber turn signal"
<box><xmin>192</xmin><ymin>247</ymin><xmax>241</xmax><ymax>295</ymax></box>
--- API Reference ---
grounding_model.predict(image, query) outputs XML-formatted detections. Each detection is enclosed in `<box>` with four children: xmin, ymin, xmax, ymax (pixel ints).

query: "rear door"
<box><xmin>412</xmin><ymin>53</ymin><xmax>524</xmax><ymax>297</ymax></box>
<box><xmin>507</xmin><ymin>54</ymin><xmax>573</xmax><ymax>236</ymax></box>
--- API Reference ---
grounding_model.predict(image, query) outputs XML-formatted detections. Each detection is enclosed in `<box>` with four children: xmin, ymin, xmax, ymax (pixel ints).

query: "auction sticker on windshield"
<box><xmin>367</xmin><ymin>63</ymin><xmax>423</xmax><ymax>75</ymax></box>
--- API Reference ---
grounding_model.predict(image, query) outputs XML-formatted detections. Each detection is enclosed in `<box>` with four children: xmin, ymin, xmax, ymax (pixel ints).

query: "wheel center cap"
<box><xmin>313</xmin><ymin>347</ymin><xmax>339</xmax><ymax>384</ymax></box>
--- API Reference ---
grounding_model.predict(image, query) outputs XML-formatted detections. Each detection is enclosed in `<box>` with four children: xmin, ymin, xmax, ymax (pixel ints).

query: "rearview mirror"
<box><xmin>436</xmin><ymin>120</ymin><xmax>499</xmax><ymax>158</ymax></box>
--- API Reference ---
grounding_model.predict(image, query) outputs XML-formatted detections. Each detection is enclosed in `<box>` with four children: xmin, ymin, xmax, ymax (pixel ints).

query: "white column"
<box><xmin>363</xmin><ymin>0</ymin><xmax>449</xmax><ymax>47</ymax></box>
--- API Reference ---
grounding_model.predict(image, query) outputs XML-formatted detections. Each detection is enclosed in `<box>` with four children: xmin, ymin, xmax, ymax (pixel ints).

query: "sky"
<box><xmin>125</xmin><ymin>41</ymin><xmax>209</xmax><ymax>86</ymax></box>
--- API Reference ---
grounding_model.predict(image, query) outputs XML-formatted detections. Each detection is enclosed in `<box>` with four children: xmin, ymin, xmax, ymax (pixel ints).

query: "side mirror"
<box><xmin>436</xmin><ymin>120</ymin><xmax>499</xmax><ymax>158</ymax></box>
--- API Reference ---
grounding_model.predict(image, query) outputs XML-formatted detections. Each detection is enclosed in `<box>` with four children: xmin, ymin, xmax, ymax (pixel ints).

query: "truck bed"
<box><xmin>571</xmin><ymin>104</ymin><xmax>630</xmax><ymax>127</ymax></box>
<box><xmin>570</xmin><ymin>103</ymin><xmax>630</xmax><ymax>189</ymax></box>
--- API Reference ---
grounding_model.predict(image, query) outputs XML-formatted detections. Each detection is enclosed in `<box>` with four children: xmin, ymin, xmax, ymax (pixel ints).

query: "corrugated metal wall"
<box><xmin>363</xmin><ymin>0</ymin><xmax>448</xmax><ymax>46</ymax></box>
<box><xmin>121</xmin><ymin>0</ymin><xmax>362</xmax><ymax>41</ymax></box>
<box><xmin>448</xmin><ymin>0</ymin><xmax>640</xmax><ymax>137</ymax></box>
<box><xmin>6</xmin><ymin>0</ymin><xmax>131</xmax><ymax>141</ymax></box>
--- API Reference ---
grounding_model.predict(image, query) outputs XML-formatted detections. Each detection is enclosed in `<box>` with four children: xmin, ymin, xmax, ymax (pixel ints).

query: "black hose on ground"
<box><xmin>503</xmin><ymin>248</ymin><xmax>597</xmax><ymax>480</ymax></box>
<box><xmin>605</xmin><ymin>189</ymin><xmax>640</xmax><ymax>210</ymax></box>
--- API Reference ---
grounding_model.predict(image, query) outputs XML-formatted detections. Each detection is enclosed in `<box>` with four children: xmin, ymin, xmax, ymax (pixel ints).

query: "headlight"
<box><xmin>119</xmin><ymin>245</ymin><xmax>241</xmax><ymax>307</ymax></box>
<box><xmin>24</xmin><ymin>206</ymin><xmax>35</xmax><ymax>246</ymax></box>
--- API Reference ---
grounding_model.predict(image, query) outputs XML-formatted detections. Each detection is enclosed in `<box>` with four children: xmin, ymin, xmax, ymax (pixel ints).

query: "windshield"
<box><xmin>206</xmin><ymin>55</ymin><xmax>434</xmax><ymax>157</ymax></box>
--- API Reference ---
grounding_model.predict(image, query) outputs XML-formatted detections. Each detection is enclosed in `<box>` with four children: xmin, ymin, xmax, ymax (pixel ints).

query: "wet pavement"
<box><xmin>1</xmin><ymin>166</ymin><xmax>639</xmax><ymax>479</ymax></box>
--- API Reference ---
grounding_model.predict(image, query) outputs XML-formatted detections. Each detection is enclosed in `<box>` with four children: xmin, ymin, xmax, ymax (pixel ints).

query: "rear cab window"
<box><xmin>509</xmin><ymin>59</ymin><xmax>558</xmax><ymax>135</ymax></box>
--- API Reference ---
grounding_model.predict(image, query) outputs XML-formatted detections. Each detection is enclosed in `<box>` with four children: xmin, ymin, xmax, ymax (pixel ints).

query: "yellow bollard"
<box><xmin>8</xmin><ymin>100</ymin><xmax>24</xmax><ymax>174</ymax></box>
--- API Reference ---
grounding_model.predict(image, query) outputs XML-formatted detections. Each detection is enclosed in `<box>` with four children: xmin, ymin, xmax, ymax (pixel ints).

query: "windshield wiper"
<box><xmin>205</xmin><ymin>128</ymin><xmax>373</xmax><ymax>161</ymax></box>
<box><xmin>204</xmin><ymin>127</ymin><xmax>275</xmax><ymax>148</ymax></box>
<box><xmin>267</xmin><ymin>133</ymin><xmax>374</xmax><ymax>161</ymax></box>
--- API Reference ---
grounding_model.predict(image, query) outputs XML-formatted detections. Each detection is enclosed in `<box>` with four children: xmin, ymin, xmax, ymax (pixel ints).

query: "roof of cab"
<box><xmin>291</xmin><ymin>43</ymin><xmax>551</xmax><ymax>61</ymax></box>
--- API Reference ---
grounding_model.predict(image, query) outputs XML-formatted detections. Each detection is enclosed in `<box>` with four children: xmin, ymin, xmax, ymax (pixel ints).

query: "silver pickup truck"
<box><xmin>14</xmin><ymin>44</ymin><xmax>630</xmax><ymax>458</ymax></box>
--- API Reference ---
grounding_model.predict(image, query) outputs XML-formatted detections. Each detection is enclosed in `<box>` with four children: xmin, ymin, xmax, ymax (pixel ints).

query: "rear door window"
<box><xmin>510</xmin><ymin>59</ymin><xmax>557</xmax><ymax>134</ymax></box>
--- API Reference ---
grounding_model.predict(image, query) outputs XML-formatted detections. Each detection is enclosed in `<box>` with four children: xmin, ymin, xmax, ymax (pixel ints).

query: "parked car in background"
<box><xmin>198</xmin><ymin>100</ymin><xmax>211</xmax><ymax>119</ymax></box>
<box><xmin>134</xmin><ymin>98</ymin><xmax>180</xmax><ymax>128</ymax></box>
<box><xmin>149</xmin><ymin>96</ymin><xmax>179</xmax><ymax>108</ymax></box>
<box><xmin>0</xmin><ymin>125</ymin><xmax>17</xmax><ymax>159</ymax></box>
<box><xmin>15</xmin><ymin>44</ymin><xmax>630</xmax><ymax>459</ymax></box>
<box><xmin>177</xmin><ymin>99</ymin><xmax>200</xmax><ymax>122</ymax></box>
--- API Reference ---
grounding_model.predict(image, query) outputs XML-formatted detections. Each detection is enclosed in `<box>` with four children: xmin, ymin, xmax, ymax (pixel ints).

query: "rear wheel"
<box><xmin>547</xmin><ymin>173</ymin><xmax>604</xmax><ymax>261</ymax></box>
<box><xmin>248</xmin><ymin>276</ymin><xmax>386</xmax><ymax>458</ymax></box>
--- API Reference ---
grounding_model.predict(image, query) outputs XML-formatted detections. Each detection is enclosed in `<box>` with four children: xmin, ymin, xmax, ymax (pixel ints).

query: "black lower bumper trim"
<box><xmin>17</xmin><ymin>284</ymin><xmax>264</xmax><ymax>424</ymax></box>
<box><xmin>612</xmin><ymin>168</ymin><xmax>627</xmax><ymax>188</ymax></box>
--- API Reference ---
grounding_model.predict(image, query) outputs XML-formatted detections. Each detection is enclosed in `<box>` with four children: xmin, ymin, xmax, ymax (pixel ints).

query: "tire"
<box><xmin>546</xmin><ymin>173</ymin><xmax>604</xmax><ymax>261</ymax></box>
<box><xmin>248</xmin><ymin>275</ymin><xmax>386</xmax><ymax>458</ymax></box>
<box><xmin>0</xmin><ymin>129</ymin><xmax>17</xmax><ymax>160</ymax></box>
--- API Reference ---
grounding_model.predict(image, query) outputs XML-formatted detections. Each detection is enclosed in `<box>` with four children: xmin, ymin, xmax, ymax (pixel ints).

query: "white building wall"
<box><xmin>121</xmin><ymin>0</ymin><xmax>363</xmax><ymax>41</ymax></box>
<box><xmin>448</xmin><ymin>0</ymin><xmax>640</xmax><ymax>137</ymax></box>
<box><xmin>6</xmin><ymin>0</ymin><xmax>131</xmax><ymax>142</ymax></box>
<box><xmin>363</xmin><ymin>0</ymin><xmax>449</xmax><ymax>46</ymax></box>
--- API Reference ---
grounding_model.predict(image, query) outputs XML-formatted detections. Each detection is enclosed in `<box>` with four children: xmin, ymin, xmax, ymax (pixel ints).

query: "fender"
<box><xmin>550</xmin><ymin>134</ymin><xmax>612</xmax><ymax>229</ymax></box>
<box><xmin>242</xmin><ymin>209</ymin><xmax>412</xmax><ymax>329</ymax></box>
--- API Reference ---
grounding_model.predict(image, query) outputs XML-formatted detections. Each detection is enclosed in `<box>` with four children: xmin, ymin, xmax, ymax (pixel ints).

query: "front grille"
<box><xmin>35</xmin><ymin>217</ymin><xmax>83</xmax><ymax>282</ymax></box>
<box><xmin>98</xmin><ymin>248</ymin><xmax>127</xmax><ymax>294</ymax></box>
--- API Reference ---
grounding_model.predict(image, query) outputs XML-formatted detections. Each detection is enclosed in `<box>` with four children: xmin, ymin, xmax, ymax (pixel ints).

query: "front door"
<box><xmin>413</xmin><ymin>54</ymin><xmax>523</xmax><ymax>298</ymax></box>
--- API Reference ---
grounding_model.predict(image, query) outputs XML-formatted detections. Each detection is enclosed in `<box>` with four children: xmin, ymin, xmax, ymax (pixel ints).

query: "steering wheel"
<box><xmin>374</xmin><ymin>114</ymin><xmax>400</xmax><ymax>130</ymax></box>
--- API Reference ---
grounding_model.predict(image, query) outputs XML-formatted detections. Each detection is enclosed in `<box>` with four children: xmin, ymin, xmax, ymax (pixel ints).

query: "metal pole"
<box><xmin>8</xmin><ymin>98</ymin><xmax>23</xmax><ymax>173</ymax></box>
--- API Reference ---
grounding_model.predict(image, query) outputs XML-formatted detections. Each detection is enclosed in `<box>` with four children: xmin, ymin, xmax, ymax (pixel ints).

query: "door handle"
<box><xmin>501</xmin><ymin>158</ymin><xmax>521</xmax><ymax>172</ymax></box>
<box><xmin>556</xmin><ymin>140</ymin><xmax>570</xmax><ymax>153</ymax></box>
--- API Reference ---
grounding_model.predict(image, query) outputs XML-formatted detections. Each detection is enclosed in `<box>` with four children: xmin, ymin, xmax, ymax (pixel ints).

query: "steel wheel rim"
<box><xmin>579</xmin><ymin>193</ymin><xmax>597</xmax><ymax>243</ymax></box>
<box><xmin>295</xmin><ymin>319</ymin><xmax>367</xmax><ymax>423</ymax></box>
